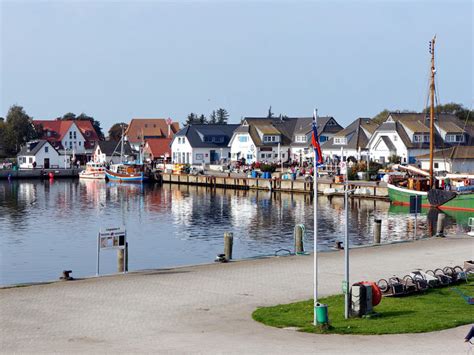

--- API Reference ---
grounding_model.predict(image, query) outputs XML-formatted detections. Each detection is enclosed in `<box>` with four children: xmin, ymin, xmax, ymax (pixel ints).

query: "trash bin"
<box><xmin>251</xmin><ymin>170</ymin><xmax>258</xmax><ymax>178</ymax></box>
<box><xmin>315</xmin><ymin>302</ymin><xmax>329</xmax><ymax>324</ymax></box>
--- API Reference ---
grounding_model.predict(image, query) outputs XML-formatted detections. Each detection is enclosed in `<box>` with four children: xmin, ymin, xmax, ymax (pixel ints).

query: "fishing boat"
<box><xmin>105</xmin><ymin>163</ymin><xmax>148</xmax><ymax>182</ymax></box>
<box><xmin>104</xmin><ymin>124</ymin><xmax>149</xmax><ymax>183</ymax></box>
<box><xmin>79</xmin><ymin>162</ymin><xmax>106</xmax><ymax>180</ymax></box>
<box><xmin>387</xmin><ymin>36</ymin><xmax>474</xmax><ymax>212</ymax></box>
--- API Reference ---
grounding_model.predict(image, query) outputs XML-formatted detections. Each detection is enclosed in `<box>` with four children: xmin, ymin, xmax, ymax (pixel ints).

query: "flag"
<box><xmin>311</xmin><ymin>110</ymin><xmax>323</xmax><ymax>165</ymax></box>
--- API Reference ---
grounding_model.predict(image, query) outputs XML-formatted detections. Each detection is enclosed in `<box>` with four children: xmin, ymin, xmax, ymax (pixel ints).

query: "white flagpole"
<box><xmin>313</xmin><ymin>109</ymin><xmax>319</xmax><ymax>325</ymax></box>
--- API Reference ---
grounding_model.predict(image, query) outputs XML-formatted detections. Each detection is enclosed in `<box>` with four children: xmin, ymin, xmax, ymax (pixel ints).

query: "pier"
<box><xmin>161</xmin><ymin>173</ymin><xmax>389</xmax><ymax>199</ymax></box>
<box><xmin>1</xmin><ymin>236</ymin><xmax>471</xmax><ymax>353</ymax></box>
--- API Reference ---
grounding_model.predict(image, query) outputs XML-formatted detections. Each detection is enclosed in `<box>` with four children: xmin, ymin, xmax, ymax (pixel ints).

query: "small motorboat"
<box><xmin>79</xmin><ymin>162</ymin><xmax>106</xmax><ymax>180</ymax></box>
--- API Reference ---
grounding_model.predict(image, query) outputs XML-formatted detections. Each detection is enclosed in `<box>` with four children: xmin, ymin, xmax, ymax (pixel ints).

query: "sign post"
<box><xmin>96</xmin><ymin>226</ymin><xmax>127</xmax><ymax>276</ymax></box>
<box><xmin>409</xmin><ymin>195</ymin><xmax>421</xmax><ymax>239</ymax></box>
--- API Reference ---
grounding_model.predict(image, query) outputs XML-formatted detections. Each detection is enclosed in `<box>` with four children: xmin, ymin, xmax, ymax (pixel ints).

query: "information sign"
<box><xmin>96</xmin><ymin>226</ymin><xmax>127</xmax><ymax>276</ymax></box>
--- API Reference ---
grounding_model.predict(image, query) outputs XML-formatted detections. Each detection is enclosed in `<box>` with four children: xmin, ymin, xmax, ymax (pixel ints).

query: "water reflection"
<box><xmin>0</xmin><ymin>179</ymin><xmax>469</xmax><ymax>285</ymax></box>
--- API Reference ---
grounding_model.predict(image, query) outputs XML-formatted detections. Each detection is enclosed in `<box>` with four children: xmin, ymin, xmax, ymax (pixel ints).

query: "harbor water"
<box><xmin>0</xmin><ymin>179</ymin><xmax>470</xmax><ymax>286</ymax></box>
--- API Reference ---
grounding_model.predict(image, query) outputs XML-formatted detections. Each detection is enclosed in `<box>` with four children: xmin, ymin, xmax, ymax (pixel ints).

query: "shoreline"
<box><xmin>1</xmin><ymin>233</ymin><xmax>469</xmax><ymax>290</ymax></box>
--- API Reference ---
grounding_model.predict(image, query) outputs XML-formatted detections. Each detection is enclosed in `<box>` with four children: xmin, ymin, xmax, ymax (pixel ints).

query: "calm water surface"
<box><xmin>0</xmin><ymin>179</ymin><xmax>470</xmax><ymax>285</ymax></box>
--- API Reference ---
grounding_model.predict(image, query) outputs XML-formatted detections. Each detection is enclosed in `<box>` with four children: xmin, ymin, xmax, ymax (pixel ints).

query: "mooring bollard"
<box><xmin>224</xmin><ymin>232</ymin><xmax>233</xmax><ymax>261</ymax></box>
<box><xmin>294</xmin><ymin>224</ymin><xmax>304</xmax><ymax>253</ymax></box>
<box><xmin>374</xmin><ymin>219</ymin><xmax>382</xmax><ymax>244</ymax></box>
<box><xmin>436</xmin><ymin>213</ymin><xmax>446</xmax><ymax>237</ymax></box>
<box><xmin>117</xmin><ymin>242</ymin><xmax>128</xmax><ymax>273</ymax></box>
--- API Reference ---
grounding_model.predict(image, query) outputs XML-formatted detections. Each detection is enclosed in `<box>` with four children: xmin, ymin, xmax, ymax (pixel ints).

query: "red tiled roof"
<box><xmin>144</xmin><ymin>138</ymin><xmax>172</xmax><ymax>158</ymax></box>
<box><xmin>125</xmin><ymin>118</ymin><xmax>180</xmax><ymax>143</ymax></box>
<box><xmin>33</xmin><ymin>119</ymin><xmax>100</xmax><ymax>149</ymax></box>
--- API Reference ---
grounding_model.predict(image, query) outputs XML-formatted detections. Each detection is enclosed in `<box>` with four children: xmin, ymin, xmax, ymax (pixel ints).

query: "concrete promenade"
<box><xmin>1</xmin><ymin>236</ymin><xmax>473</xmax><ymax>354</ymax></box>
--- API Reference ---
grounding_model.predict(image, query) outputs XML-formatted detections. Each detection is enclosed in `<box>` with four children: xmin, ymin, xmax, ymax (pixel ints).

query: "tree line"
<box><xmin>185</xmin><ymin>108</ymin><xmax>229</xmax><ymax>125</ymax></box>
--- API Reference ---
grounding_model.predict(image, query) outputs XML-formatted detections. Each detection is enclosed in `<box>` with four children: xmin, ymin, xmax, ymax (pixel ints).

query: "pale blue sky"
<box><xmin>1</xmin><ymin>0</ymin><xmax>472</xmax><ymax>132</ymax></box>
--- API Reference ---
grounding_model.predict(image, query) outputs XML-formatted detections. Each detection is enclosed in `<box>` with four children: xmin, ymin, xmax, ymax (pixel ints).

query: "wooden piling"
<box><xmin>294</xmin><ymin>225</ymin><xmax>304</xmax><ymax>253</ymax></box>
<box><xmin>374</xmin><ymin>219</ymin><xmax>382</xmax><ymax>244</ymax></box>
<box><xmin>224</xmin><ymin>232</ymin><xmax>233</xmax><ymax>261</ymax></box>
<box><xmin>436</xmin><ymin>213</ymin><xmax>446</xmax><ymax>237</ymax></box>
<box><xmin>117</xmin><ymin>242</ymin><xmax>128</xmax><ymax>273</ymax></box>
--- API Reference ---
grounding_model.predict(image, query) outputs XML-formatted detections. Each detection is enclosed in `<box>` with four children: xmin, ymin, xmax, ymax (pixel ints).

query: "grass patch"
<box><xmin>253</xmin><ymin>278</ymin><xmax>474</xmax><ymax>335</ymax></box>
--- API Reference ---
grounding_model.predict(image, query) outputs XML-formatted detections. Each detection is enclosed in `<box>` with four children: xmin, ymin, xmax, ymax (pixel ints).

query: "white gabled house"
<box><xmin>229</xmin><ymin>117</ymin><xmax>296</xmax><ymax>164</ymax></box>
<box><xmin>17</xmin><ymin>140</ymin><xmax>63</xmax><ymax>169</ymax></box>
<box><xmin>322</xmin><ymin>118</ymin><xmax>377</xmax><ymax>161</ymax></box>
<box><xmin>366</xmin><ymin>112</ymin><xmax>472</xmax><ymax>164</ymax></box>
<box><xmin>171</xmin><ymin>124</ymin><xmax>239</xmax><ymax>164</ymax></box>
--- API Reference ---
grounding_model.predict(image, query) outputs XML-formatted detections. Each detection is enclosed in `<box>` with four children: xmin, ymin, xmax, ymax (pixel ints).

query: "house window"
<box><xmin>274</xmin><ymin>153</ymin><xmax>278</xmax><ymax>158</ymax></box>
<box><xmin>334</xmin><ymin>137</ymin><xmax>347</xmax><ymax>145</ymax></box>
<box><xmin>238</xmin><ymin>135</ymin><xmax>248</xmax><ymax>142</ymax></box>
<box><xmin>246</xmin><ymin>154</ymin><xmax>253</xmax><ymax>160</ymax></box>
<box><xmin>29</xmin><ymin>157</ymin><xmax>33</xmax><ymax>163</ymax></box>
<box><xmin>79</xmin><ymin>142</ymin><xmax>81</xmax><ymax>146</ymax></box>
<box><xmin>263</xmin><ymin>135</ymin><xmax>277</xmax><ymax>143</ymax></box>
<box><xmin>69</xmin><ymin>132</ymin><xmax>72</xmax><ymax>139</ymax></box>
<box><xmin>295</xmin><ymin>135</ymin><xmax>307</xmax><ymax>143</ymax></box>
<box><xmin>319</xmin><ymin>136</ymin><xmax>328</xmax><ymax>143</ymax></box>
<box><xmin>73</xmin><ymin>131</ymin><xmax>76</xmax><ymax>139</ymax></box>
<box><xmin>70</xmin><ymin>142</ymin><xmax>73</xmax><ymax>148</ymax></box>
<box><xmin>393</xmin><ymin>135</ymin><xmax>398</xmax><ymax>141</ymax></box>
<box><xmin>45</xmin><ymin>146</ymin><xmax>49</xmax><ymax>153</ymax></box>
<box><xmin>446</xmin><ymin>134</ymin><xmax>464</xmax><ymax>143</ymax></box>
<box><xmin>260</xmin><ymin>153</ymin><xmax>265</xmax><ymax>159</ymax></box>
<box><xmin>434</xmin><ymin>162</ymin><xmax>439</xmax><ymax>168</ymax></box>
<box><xmin>413</xmin><ymin>134</ymin><xmax>429</xmax><ymax>143</ymax></box>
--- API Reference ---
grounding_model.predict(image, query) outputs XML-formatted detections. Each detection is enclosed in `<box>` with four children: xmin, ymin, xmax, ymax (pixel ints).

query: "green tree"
<box><xmin>423</xmin><ymin>102</ymin><xmax>473</xmax><ymax>122</ymax></box>
<box><xmin>186</xmin><ymin>113</ymin><xmax>198</xmax><ymax>125</ymax></box>
<box><xmin>3</xmin><ymin>105</ymin><xmax>38</xmax><ymax>155</ymax></box>
<box><xmin>209</xmin><ymin>110</ymin><xmax>217</xmax><ymax>124</ymax></box>
<box><xmin>372</xmin><ymin>109</ymin><xmax>391</xmax><ymax>125</ymax></box>
<box><xmin>216</xmin><ymin>108</ymin><xmax>229</xmax><ymax>124</ymax></box>
<box><xmin>267</xmin><ymin>106</ymin><xmax>274</xmax><ymax>119</ymax></box>
<box><xmin>60</xmin><ymin>112</ymin><xmax>76</xmax><ymax>120</ymax></box>
<box><xmin>108</xmin><ymin>123</ymin><xmax>128</xmax><ymax>141</ymax></box>
<box><xmin>198</xmin><ymin>114</ymin><xmax>207</xmax><ymax>124</ymax></box>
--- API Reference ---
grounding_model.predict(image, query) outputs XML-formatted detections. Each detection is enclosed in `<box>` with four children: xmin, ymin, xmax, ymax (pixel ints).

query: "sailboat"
<box><xmin>387</xmin><ymin>36</ymin><xmax>474</xmax><ymax>212</ymax></box>
<box><xmin>105</xmin><ymin>126</ymin><xmax>149</xmax><ymax>183</ymax></box>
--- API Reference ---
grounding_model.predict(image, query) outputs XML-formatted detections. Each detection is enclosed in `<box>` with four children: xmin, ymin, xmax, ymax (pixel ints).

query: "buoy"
<box><xmin>48</xmin><ymin>172</ymin><xmax>54</xmax><ymax>179</ymax></box>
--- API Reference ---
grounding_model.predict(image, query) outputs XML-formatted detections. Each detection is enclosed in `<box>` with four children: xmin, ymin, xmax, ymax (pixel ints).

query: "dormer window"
<box><xmin>413</xmin><ymin>134</ymin><xmax>429</xmax><ymax>143</ymax></box>
<box><xmin>263</xmin><ymin>135</ymin><xmax>279</xmax><ymax>143</ymax></box>
<box><xmin>334</xmin><ymin>137</ymin><xmax>347</xmax><ymax>145</ymax></box>
<box><xmin>446</xmin><ymin>134</ymin><xmax>464</xmax><ymax>143</ymax></box>
<box><xmin>295</xmin><ymin>135</ymin><xmax>307</xmax><ymax>143</ymax></box>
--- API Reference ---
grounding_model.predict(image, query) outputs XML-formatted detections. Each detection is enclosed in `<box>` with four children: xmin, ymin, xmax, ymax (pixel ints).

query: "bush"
<box><xmin>260</xmin><ymin>164</ymin><xmax>276</xmax><ymax>173</ymax></box>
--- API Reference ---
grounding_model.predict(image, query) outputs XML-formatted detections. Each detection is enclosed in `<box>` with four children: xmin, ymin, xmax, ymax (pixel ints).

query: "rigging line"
<box><xmin>433</xmin><ymin>75</ymin><xmax>449</xmax><ymax>169</ymax></box>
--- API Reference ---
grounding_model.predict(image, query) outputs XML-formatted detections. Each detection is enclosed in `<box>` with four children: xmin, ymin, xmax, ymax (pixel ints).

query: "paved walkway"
<box><xmin>1</xmin><ymin>236</ymin><xmax>473</xmax><ymax>354</ymax></box>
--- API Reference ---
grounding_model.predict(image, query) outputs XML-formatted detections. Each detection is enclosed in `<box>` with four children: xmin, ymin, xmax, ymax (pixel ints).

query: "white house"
<box><xmin>366</xmin><ymin>112</ymin><xmax>471</xmax><ymax>164</ymax></box>
<box><xmin>17</xmin><ymin>140</ymin><xmax>64</xmax><ymax>169</ymax></box>
<box><xmin>290</xmin><ymin>116</ymin><xmax>343</xmax><ymax>163</ymax></box>
<box><xmin>171</xmin><ymin>124</ymin><xmax>239</xmax><ymax>164</ymax></box>
<box><xmin>417</xmin><ymin>146</ymin><xmax>474</xmax><ymax>174</ymax></box>
<box><xmin>93</xmin><ymin>141</ymin><xmax>134</xmax><ymax>164</ymax></box>
<box><xmin>228</xmin><ymin>117</ymin><xmax>295</xmax><ymax>164</ymax></box>
<box><xmin>322</xmin><ymin>118</ymin><xmax>378</xmax><ymax>161</ymax></box>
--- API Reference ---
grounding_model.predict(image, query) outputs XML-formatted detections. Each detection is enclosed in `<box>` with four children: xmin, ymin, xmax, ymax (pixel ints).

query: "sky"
<box><xmin>1</xmin><ymin>0</ymin><xmax>472</xmax><ymax>133</ymax></box>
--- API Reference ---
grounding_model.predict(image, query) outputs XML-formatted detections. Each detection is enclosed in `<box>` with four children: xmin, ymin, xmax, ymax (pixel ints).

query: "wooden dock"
<box><xmin>160</xmin><ymin>173</ymin><xmax>389</xmax><ymax>199</ymax></box>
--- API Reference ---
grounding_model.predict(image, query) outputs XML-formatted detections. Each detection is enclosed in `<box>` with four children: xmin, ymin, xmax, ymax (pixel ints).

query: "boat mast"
<box><xmin>429</xmin><ymin>35</ymin><xmax>436</xmax><ymax>188</ymax></box>
<box><xmin>120</xmin><ymin>124</ymin><xmax>125</xmax><ymax>162</ymax></box>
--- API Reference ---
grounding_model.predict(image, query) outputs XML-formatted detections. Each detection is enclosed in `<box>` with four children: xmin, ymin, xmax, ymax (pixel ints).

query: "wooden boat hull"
<box><xmin>387</xmin><ymin>183</ymin><xmax>474</xmax><ymax>212</ymax></box>
<box><xmin>105</xmin><ymin>170</ymin><xmax>148</xmax><ymax>183</ymax></box>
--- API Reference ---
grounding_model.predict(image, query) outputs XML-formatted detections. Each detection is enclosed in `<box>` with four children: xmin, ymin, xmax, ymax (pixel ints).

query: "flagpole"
<box><xmin>313</xmin><ymin>109</ymin><xmax>318</xmax><ymax>325</ymax></box>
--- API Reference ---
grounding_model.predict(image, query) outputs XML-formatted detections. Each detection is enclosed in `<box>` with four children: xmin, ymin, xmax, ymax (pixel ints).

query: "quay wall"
<box><xmin>161</xmin><ymin>173</ymin><xmax>389</xmax><ymax>199</ymax></box>
<box><xmin>0</xmin><ymin>168</ymin><xmax>80</xmax><ymax>179</ymax></box>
